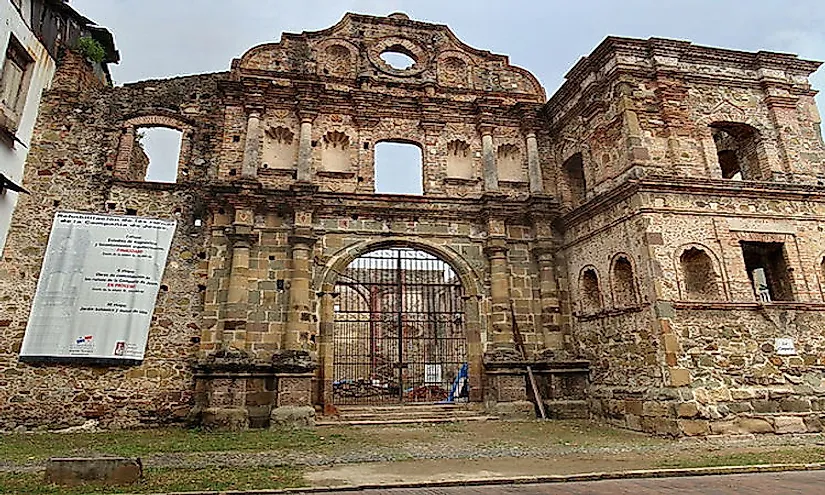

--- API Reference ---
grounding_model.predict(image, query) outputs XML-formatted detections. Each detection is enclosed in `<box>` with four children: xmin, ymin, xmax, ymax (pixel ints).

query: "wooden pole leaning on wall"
<box><xmin>510</xmin><ymin>301</ymin><xmax>547</xmax><ymax>419</ymax></box>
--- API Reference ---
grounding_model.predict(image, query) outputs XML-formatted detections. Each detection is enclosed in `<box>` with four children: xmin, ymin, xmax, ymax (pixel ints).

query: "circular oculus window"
<box><xmin>368</xmin><ymin>37</ymin><xmax>429</xmax><ymax>77</ymax></box>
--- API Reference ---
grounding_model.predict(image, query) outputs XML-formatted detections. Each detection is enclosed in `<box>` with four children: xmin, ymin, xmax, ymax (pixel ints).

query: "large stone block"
<box><xmin>804</xmin><ymin>415</ymin><xmax>823</xmax><ymax>433</ymax></box>
<box><xmin>709</xmin><ymin>420</ymin><xmax>739</xmax><ymax>435</ymax></box>
<box><xmin>780</xmin><ymin>398</ymin><xmax>812</xmax><ymax>413</ymax></box>
<box><xmin>773</xmin><ymin>416</ymin><xmax>807</xmax><ymax>434</ymax></box>
<box><xmin>201</xmin><ymin>407</ymin><xmax>249</xmax><ymax>431</ymax></box>
<box><xmin>270</xmin><ymin>405</ymin><xmax>315</xmax><ymax>428</ymax></box>
<box><xmin>678</xmin><ymin>419</ymin><xmax>709</xmax><ymax>436</ymax></box>
<box><xmin>676</xmin><ymin>401</ymin><xmax>700</xmax><ymax>418</ymax></box>
<box><xmin>44</xmin><ymin>457</ymin><xmax>142</xmax><ymax>486</ymax></box>
<box><xmin>738</xmin><ymin>418</ymin><xmax>773</xmax><ymax>434</ymax></box>
<box><xmin>489</xmin><ymin>400</ymin><xmax>536</xmax><ymax>420</ymax></box>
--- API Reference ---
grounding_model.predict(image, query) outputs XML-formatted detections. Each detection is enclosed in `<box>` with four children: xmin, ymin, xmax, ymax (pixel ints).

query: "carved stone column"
<box><xmin>479</xmin><ymin>125</ymin><xmax>499</xmax><ymax>192</ymax></box>
<box><xmin>318</xmin><ymin>291</ymin><xmax>336</xmax><ymax>409</ymax></box>
<box><xmin>534</xmin><ymin>242</ymin><xmax>563</xmax><ymax>350</ymax></box>
<box><xmin>241</xmin><ymin>111</ymin><xmax>262</xmax><ymax>178</ymax></box>
<box><xmin>284</xmin><ymin>223</ymin><xmax>316</xmax><ymax>350</ymax></box>
<box><xmin>223</xmin><ymin>207</ymin><xmax>255</xmax><ymax>351</ymax></box>
<box><xmin>484</xmin><ymin>221</ymin><xmax>513</xmax><ymax>351</ymax></box>
<box><xmin>525</xmin><ymin>132</ymin><xmax>544</xmax><ymax>194</ymax></box>
<box><xmin>296</xmin><ymin>114</ymin><xmax>315</xmax><ymax>183</ymax></box>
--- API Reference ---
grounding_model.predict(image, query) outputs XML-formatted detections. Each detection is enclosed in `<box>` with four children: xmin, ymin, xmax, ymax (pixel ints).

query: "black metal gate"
<box><xmin>332</xmin><ymin>247</ymin><xmax>468</xmax><ymax>404</ymax></box>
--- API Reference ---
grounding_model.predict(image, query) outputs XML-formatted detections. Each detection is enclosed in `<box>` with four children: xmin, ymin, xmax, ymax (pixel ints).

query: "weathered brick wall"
<box><xmin>0</xmin><ymin>69</ymin><xmax>227</xmax><ymax>428</ymax></box>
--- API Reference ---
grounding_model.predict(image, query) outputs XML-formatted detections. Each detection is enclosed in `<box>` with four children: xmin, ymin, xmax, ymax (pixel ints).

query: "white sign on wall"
<box><xmin>775</xmin><ymin>338</ymin><xmax>797</xmax><ymax>356</ymax></box>
<box><xmin>20</xmin><ymin>212</ymin><xmax>176</xmax><ymax>361</ymax></box>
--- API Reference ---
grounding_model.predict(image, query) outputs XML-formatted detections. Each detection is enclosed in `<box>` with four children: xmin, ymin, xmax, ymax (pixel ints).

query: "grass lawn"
<box><xmin>0</xmin><ymin>466</ymin><xmax>305</xmax><ymax>495</ymax></box>
<box><xmin>0</xmin><ymin>421</ymin><xmax>661</xmax><ymax>464</ymax></box>
<box><xmin>2</xmin><ymin>421</ymin><xmax>825</xmax><ymax>493</ymax></box>
<box><xmin>0</xmin><ymin>427</ymin><xmax>351</xmax><ymax>464</ymax></box>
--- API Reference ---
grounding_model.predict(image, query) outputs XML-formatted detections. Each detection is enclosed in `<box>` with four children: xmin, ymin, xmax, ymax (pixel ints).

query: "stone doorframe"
<box><xmin>314</xmin><ymin>237</ymin><xmax>486</xmax><ymax>407</ymax></box>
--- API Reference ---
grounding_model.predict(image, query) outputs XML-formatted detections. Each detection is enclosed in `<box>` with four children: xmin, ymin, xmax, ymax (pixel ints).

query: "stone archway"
<box><xmin>316</xmin><ymin>238</ymin><xmax>485</xmax><ymax>407</ymax></box>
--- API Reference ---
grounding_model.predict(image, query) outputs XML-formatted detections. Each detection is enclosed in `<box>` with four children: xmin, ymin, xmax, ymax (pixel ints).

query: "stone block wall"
<box><xmin>0</xmin><ymin>71</ymin><xmax>226</xmax><ymax>429</ymax></box>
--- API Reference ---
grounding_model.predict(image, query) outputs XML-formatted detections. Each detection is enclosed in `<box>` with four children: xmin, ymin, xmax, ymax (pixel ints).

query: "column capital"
<box><xmin>483</xmin><ymin>238</ymin><xmax>508</xmax><ymax>258</ymax></box>
<box><xmin>289</xmin><ymin>226</ymin><xmax>317</xmax><ymax>247</ymax></box>
<box><xmin>297</xmin><ymin>110</ymin><xmax>318</xmax><ymax>123</ymax></box>
<box><xmin>225</xmin><ymin>228</ymin><xmax>257</xmax><ymax>248</ymax></box>
<box><xmin>532</xmin><ymin>241</ymin><xmax>556</xmax><ymax>260</ymax></box>
<box><xmin>477</xmin><ymin>123</ymin><xmax>495</xmax><ymax>136</ymax></box>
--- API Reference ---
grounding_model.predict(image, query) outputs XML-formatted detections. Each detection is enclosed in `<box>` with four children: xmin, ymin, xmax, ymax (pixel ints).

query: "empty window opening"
<box><xmin>374</xmin><ymin>141</ymin><xmax>423</xmax><ymax>195</ymax></box>
<box><xmin>579</xmin><ymin>268</ymin><xmax>602</xmax><ymax>313</ymax></box>
<box><xmin>680</xmin><ymin>247</ymin><xmax>719</xmax><ymax>300</ymax></box>
<box><xmin>139</xmin><ymin>127</ymin><xmax>183</xmax><ymax>183</ymax></box>
<box><xmin>380</xmin><ymin>50</ymin><xmax>416</xmax><ymax>70</ymax></box>
<box><xmin>562</xmin><ymin>153</ymin><xmax>586</xmax><ymax>207</ymax></box>
<box><xmin>710</xmin><ymin>123</ymin><xmax>762</xmax><ymax>180</ymax></box>
<box><xmin>741</xmin><ymin>241</ymin><xmax>794</xmax><ymax>302</ymax></box>
<box><xmin>611</xmin><ymin>257</ymin><xmax>637</xmax><ymax>307</ymax></box>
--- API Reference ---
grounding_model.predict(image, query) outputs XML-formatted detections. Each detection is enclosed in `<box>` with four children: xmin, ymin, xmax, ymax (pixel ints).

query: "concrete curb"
<box><xmin>133</xmin><ymin>462</ymin><xmax>825</xmax><ymax>495</ymax></box>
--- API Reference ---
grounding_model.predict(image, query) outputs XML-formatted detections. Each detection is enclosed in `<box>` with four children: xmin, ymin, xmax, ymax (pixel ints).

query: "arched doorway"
<box><xmin>331</xmin><ymin>246</ymin><xmax>468</xmax><ymax>404</ymax></box>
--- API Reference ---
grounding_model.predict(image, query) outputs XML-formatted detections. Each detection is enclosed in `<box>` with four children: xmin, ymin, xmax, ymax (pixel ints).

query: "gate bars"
<box><xmin>332</xmin><ymin>247</ymin><xmax>468</xmax><ymax>404</ymax></box>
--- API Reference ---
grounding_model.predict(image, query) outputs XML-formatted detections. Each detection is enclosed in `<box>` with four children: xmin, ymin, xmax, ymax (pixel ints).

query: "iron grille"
<box><xmin>332</xmin><ymin>247</ymin><xmax>468</xmax><ymax>404</ymax></box>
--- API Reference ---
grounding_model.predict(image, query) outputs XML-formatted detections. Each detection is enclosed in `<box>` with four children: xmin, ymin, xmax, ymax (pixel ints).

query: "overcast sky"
<box><xmin>71</xmin><ymin>0</ymin><xmax>825</xmax><ymax>188</ymax></box>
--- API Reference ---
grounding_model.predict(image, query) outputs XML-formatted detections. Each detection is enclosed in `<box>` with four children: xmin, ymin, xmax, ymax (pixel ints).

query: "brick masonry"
<box><xmin>0</xmin><ymin>14</ymin><xmax>823</xmax><ymax>435</ymax></box>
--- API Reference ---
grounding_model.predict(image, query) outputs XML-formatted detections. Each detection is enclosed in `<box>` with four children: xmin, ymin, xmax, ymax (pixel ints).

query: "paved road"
<box><xmin>321</xmin><ymin>470</ymin><xmax>825</xmax><ymax>494</ymax></box>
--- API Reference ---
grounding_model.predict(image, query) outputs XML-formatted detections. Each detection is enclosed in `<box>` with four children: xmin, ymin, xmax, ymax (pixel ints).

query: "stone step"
<box><xmin>321</xmin><ymin>403</ymin><xmax>493</xmax><ymax>425</ymax></box>
<box><xmin>334</xmin><ymin>403</ymin><xmax>469</xmax><ymax>412</ymax></box>
<box><xmin>328</xmin><ymin>411</ymin><xmax>486</xmax><ymax>422</ymax></box>
<box><xmin>317</xmin><ymin>415</ymin><xmax>498</xmax><ymax>426</ymax></box>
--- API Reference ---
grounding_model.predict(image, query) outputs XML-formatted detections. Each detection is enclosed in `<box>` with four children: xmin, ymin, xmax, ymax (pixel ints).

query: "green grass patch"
<box><xmin>0</xmin><ymin>466</ymin><xmax>305</xmax><ymax>495</ymax></box>
<box><xmin>0</xmin><ymin>428</ymin><xmax>351</xmax><ymax>464</ymax></box>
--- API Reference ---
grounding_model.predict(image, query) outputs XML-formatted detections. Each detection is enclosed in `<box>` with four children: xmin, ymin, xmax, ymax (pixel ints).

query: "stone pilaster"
<box><xmin>284</xmin><ymin>215</ymin><xmax>316</xmax><ymax>350</ymax></box>
<box><xmin>479</xmin><ymin>125</ymin><xmax>499</xmax><ymax>192</ymax></box>
<box><xmin>318</xmin><ymin>291</ymin><xmax>336</xmax><ymax>408</ymax></box>
<box><xmin>534</xmin><ymin>241</ymin><xmax>563</xmax><ymax>350</ymax></box>
<box><xmin>484</xmin><ymin>220</ymin><xmax>513</xmax><ymax>351</ymax></box>
<box><xmin>241</xmin><ymin>110</ymin><xmax>262</xmax><ymax>178</ymax></box>
<box><xmin>296</xmin><ymin>113</ymin><xmax>315</xmax><ymax>183</ymax></box>
<box><xmin>223</xmin><ymin>207</ymin><xmax>255</xmax><ymax>351</ymax></box>
<box><xmin>525</xmin><ymin>132</ymin><xmax>543</xmax><ymax>194</ymax></box>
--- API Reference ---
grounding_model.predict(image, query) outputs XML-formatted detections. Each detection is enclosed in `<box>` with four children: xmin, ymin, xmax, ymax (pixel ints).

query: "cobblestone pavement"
<box><xmin>320</xmin><ymin>471</ymin><xmax>825</xmax><ymax>494</ymax></box>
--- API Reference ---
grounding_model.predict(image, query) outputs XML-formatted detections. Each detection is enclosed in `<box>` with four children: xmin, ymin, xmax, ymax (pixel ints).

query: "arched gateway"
<box><xmin>317</xmin><ymin>239</ymin><xmax>485</xmax><ymax>407</ymax></box>
<box><xmin>332</xmin><ymin>246</ymin><xmax>467</xmax><ymax>404</ymax></box>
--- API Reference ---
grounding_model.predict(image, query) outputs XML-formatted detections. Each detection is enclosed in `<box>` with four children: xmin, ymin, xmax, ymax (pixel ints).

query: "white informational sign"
<box><xmin>424</xmin><ymin>364</ymin><xmax>442</xmax><ymax>384</ymax></box>
<box><xmin>20</xmin><ymin>212</ymin><xmax>176</xmax><ymax>361</ymax></box>
<box><xmin>775</xmin><ymin>338</ymin><xmax>797</xmax><ymax>356</ymax></box>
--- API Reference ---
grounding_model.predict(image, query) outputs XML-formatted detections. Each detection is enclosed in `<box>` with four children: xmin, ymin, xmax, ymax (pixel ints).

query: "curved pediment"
<box><xmin>235</xmin><ymin>12</ymin><xmax>545</xmax><ymax>101</ymax></box>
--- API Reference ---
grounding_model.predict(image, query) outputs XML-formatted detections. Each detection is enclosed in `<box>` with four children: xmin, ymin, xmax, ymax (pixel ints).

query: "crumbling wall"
<box><xmin>0</xmin><ymin>68</ymin><xmax>225</xmax><ymax>428</ymax></box>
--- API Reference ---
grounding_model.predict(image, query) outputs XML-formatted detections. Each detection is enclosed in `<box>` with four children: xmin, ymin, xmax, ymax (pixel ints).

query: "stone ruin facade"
<box><xmin>1</xmin><ymin>12</ymin><xmax>825</xmax><ymax>436</ymax></box>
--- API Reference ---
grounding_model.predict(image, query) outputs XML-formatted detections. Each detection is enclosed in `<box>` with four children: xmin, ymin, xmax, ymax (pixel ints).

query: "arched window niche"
<box><xmin>611</xmin><ymin>255</ymin><xmax>638</xmax><ymax>308</ymax></box>
<box><xmin>679</xmin><ymin>246</ymin><xmax>721</xmax><ymax>301</ymax></box>
<box><xmin>578</xmin><ymin>267</ymin><xmax>602</xmax><ymax>314</ymax></box>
